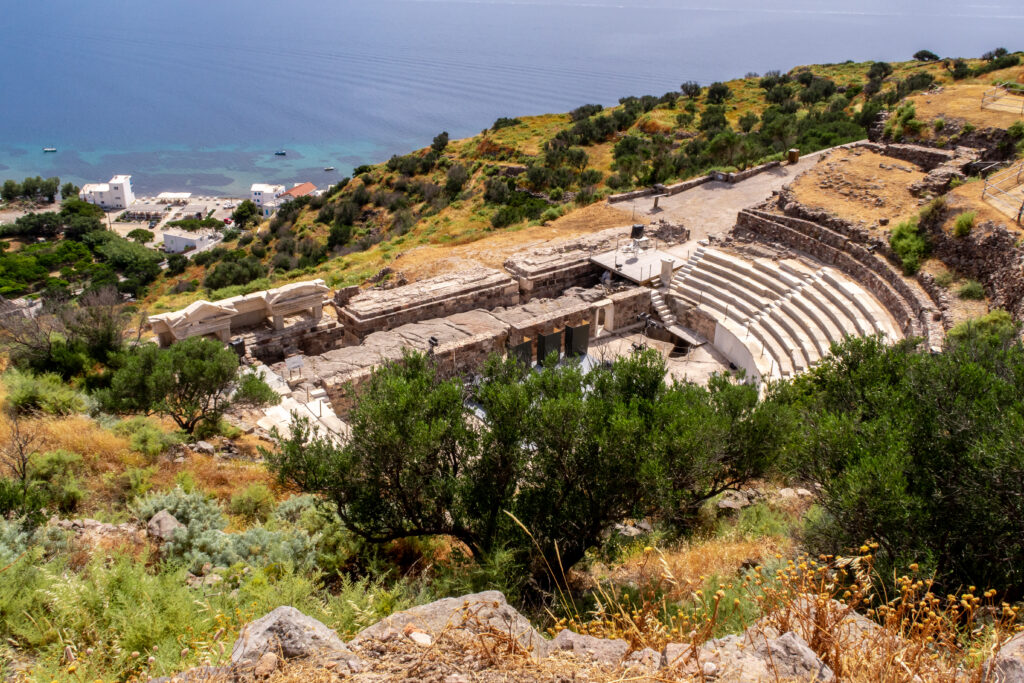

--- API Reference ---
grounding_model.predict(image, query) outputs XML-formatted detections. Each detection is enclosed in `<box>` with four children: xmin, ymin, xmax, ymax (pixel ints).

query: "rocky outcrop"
<box><xmin>147</xmin><ymin>510</ymin><xmax>183</xmax><ymax>542</ymax></box>
<box><xmin>352</xmin><ymin>590</ymin><xmax>549</xmax><ymax>658</ymax></box>
<box><xmin>170</xmin><ymin>593</ymin><xmax>845</xmax><ymax>680</ymax></box>
<box><xmin>984</xmin><ymin>631</ymin><xmax>1024</xmax><ymax>682</ymax></box>
<box><xmin>230</xmin><ymin>605</ymin><xmax>361</xmax><ymax>672</ymax></box>
<box><xmin>663</xmin><ymin>628</ymin><xmax>834</xmax><ymax>682</ymax></box>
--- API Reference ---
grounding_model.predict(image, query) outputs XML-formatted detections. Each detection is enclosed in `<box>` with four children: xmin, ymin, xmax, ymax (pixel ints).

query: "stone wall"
<box><xmin>338</xmin><ymin>268</ymin><xmax>520</xmax><ymax>341</ymax></box>
<box><xmin>922</xmin><ymin>218</ymin><xmax>1024</xmax><ymax>319</ymax></box>
<box><xmin>283</xmin><ymin>286</ymin><xmax>653</xmax><ymax>416</ymax></box>
<box><xmin>773</xmin><ymin>192</ymin><xmax>952</xmax><ymax>329</ymax></box>
<box><xmin>243</xmin><ymin>319</ymin><xmax>345</xmax><ymax>364</ymax></box>
<box><xmin>504</xmin><ymin>221</ymin><xmax>687</xmax><ymax>302</ymax></box>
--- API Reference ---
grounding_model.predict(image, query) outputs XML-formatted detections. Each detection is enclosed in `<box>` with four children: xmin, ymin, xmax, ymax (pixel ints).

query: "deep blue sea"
<box><xmin>1</xmin><ymin>0</ymin><xmax>1021</xmax><ymax>195</ymax></box>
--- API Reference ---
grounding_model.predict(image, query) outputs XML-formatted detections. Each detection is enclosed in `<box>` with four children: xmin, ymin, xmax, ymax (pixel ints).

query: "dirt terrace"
<box><xmin>788</xmin><ymin>147</ymin><xmax>927</xmax><ymax>232</ymax></box>
<box><xmin>909</xmin><ymin>82</ymin><xmax>1024</xmax><ymax>130</ymax></box>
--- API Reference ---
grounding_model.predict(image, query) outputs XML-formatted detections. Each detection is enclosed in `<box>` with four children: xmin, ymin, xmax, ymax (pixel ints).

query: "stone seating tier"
<box><xmin>669</xmin><ymin>248</ymin><xmax>901</xmax><ymax>381</ymax></box>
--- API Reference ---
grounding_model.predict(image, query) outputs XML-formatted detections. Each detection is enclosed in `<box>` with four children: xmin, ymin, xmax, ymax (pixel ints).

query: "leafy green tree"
<box><xmin>914</xmin><ymin>49</ymin><xmax>939</xmax><ymax>62</ymax></box>
<box><xmin>653</xmin><ymin>373</ymin><xmax>789</xmax><ymax>531</ymax></box>
<box><xmin>126</xmin><ymin>228</ymin><xmax>154</xmax><ymax>244</ymax></box>
<box><xmin>40</xmin><ymin>177</ymin><xmax>60</xmax><ymax>203</ymax></box>
<box><xmin>680</xmin><ymin>81</ymin><xmax>702</xmax><ymax>99</ymax></box>
<box><xmin>102</xmin><ymin>337</ymin><xmax>273</xmax><ymax>433</ymax></box>
<box><xmin>867</xmin><ymin>61</ymin><xmax>893</xmax><ymax>80</ymax></box>
<box><xmin>782</xmin><ymin>335</ymin><xmax>1024</xmax><ymax>596</ymax></box>
<box><xmin>266</xmin><ymin>351</ymin><xmax>479</xmax><ymax>550</ymax></box>
<box><xmin>1</xmin><ymin>180</ymin><xmax>20</xmax><ymax>203</ymax></box>
<box><xmin>738</xmin><ymin>112</ymin><xmax>759</xmax><ymax>133</ymax></box>
<box><xmin>231</xmin><ymin>200</ymin><xmax>258</xmax><ymax>229</ymax></box>
<box><xmin>20</xmin><ymin>177</ymin><xmax>41</xmax><ymax>200</ymax></box>
<box><xmin>445</xmin><ymin>164</ymin><xmax>469</xmax><ymax>197</ymax></box>
<box><xmin>265</xmin><ymin>349</ymin><xmax>777</xmax><ymax>583</ymax></box>
<box><xmin>60</xmin><ymin>182</ymin><xmax>80</xmax><ymax>200</ymax></box>
<box><xmin>166</xmin><ymin>253</ymin><xmax>188</xmax><ymax>276</ymax></box>
<box><xmin>431</xmin><ymin>131</ymin><xmax>450</xmax><ymax>153</ymax></box>
<box><xmin>706</xmin><ymin>82</ymin><xmax>732</xmax><ymax>105</ymax></box>
<box><xmin>699</xmin><ymin>105</ymin><xmax>730</xmax><ymax>134</ymax></box>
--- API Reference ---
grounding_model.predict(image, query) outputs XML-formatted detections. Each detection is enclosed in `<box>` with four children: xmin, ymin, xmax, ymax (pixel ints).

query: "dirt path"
<box><xmin>610</xmin><ymin>153</ymin><xmax>828</xmax><ymax>241</ymax></box>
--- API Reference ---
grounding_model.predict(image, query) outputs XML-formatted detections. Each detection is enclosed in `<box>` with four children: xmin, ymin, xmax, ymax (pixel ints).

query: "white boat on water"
<box><xmin>43</xmin><ymin>147</ymin><xmax>57</xmax><ymax>153</ymax></box>
<box><xmin>324</xmin><ymin>166</ymin><xmax>335</xmax><ymax>172</ymax></box>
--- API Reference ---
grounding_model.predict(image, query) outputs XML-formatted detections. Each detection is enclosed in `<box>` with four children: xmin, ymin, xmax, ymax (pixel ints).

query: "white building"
<box><xmin>163</xmin><ymin>228</ymin><xmax>221</xmax><ymax>255</ymax></box>
<box><xmin>250</xmin><ymin>183</ymin><xmax>285</xmax><ymax>215</ymax></box>
<box><xmin>80</xmin><ymin>175</ymin><xmax>135</xmax><ymax>210</ymax></box>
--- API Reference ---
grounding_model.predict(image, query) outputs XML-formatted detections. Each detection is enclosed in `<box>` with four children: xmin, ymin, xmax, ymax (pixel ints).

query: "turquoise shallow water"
<box><xmin>0</xmin><ymin>0</ymin><xmax>1021</xmax><ymax>195</ymax></box>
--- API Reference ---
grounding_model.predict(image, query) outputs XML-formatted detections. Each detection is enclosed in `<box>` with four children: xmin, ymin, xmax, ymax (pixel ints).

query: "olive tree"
<box><xmin>265</xmin><ymin>349</ymin><xmax>780</xmax><ymax>584</ymax></box>
<box><xmin>102</xmin><ymin>336</ymin><xmax>276</xmax><ymax>433</ymax></box>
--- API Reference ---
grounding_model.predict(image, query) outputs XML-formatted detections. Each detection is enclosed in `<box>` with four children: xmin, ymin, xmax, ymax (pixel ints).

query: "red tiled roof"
<box><xmin>281</xmin><ymin>182</ymin><xmax>316</xmax><ymax>199</ymax></box>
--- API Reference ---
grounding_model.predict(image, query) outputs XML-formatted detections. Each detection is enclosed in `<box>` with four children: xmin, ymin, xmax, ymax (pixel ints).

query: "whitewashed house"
<box><xmin>163</xmin><ymin>228</ymin><xmax>220</xmax><ymax>254</ymax></box>
<box><xmin>79</xmin><ymin>174</ymin><xmax>136</xmax><ymax>210</ymax></box>
<box><xmin>250</xmin><ymin>183</ymin><xmax>285</xmax><ymax>216</ymax></box>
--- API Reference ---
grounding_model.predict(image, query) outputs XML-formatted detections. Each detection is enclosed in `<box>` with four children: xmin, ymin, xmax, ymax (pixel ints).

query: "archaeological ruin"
<box><xmin>149</xmin><ymin>107</ymin><xmax>1024</xmax><ymax>443</ymax></box>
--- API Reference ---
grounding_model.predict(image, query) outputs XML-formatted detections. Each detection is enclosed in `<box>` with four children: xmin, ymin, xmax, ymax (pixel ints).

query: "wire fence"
<box><xmin>982</xmin><ymin>160</ymin><xmax>1024</xmax><ymax>224</ymax></box>
<box><xmin>981</xmin><ymin>86</ymin><xmax>1024</xmax><ymax>116</ymax></box>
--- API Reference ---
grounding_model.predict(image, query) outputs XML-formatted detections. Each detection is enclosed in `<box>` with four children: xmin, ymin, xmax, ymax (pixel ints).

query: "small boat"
<box><xmin>42</xmin><ymin>147</ymin><xmax>57</xmax><ymax>153</ymax></box>
<box><xmin>324</xmin><ymin>166</ymin><xmax>335</xmax><ymax>172</ymax></box>
<box><xmin>274</xmin><ymin>150</ymin><xmax>286</xmax><ymax>156</ymax></box>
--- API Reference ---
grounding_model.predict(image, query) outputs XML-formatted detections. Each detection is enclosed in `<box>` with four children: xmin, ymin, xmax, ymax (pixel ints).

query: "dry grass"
<box><xmin>941</xmin><ymin>175</ymin><xmax>1024</xmax><ymax>232</ymax></box>
<box><xmin>606</xmin><ymin>536</ymin><xmax>791</xmax><ymax>598</ymax></box>
<box><xmin>790</xmin><ymin>147</ymin><xmax>927</xmax><ymax>230</ymax></box>
<box><xmin>918</xmin><ymin>259</ymin><xmax>990</xmax><ymax>327</ymax></box>
<box><xmin>909</xmin><ymin>83</ymin><xmax>1024</xmax><ymax>130</ymax></box>
<box><xmin>388</xmin><ymin>202</ymin><xmax>639</xmax><ymax>280</ymax></box>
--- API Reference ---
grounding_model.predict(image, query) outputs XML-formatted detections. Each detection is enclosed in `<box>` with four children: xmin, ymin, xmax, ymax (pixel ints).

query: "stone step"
<box><xmin>700</xmin><ymin>250</ymin><xmax>789</xmax><ymax>295</ymax></box>
<box><xmin>684</xmin><ymin>264</ymin><xmax>775</xmax><ymax>312</ymax></box>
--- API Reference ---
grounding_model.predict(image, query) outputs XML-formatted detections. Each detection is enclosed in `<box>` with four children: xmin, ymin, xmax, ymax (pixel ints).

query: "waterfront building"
<box><xmin>79</xmin><ymin>174</ymin><xmax>135</xmax><ymax>210</ymax></box>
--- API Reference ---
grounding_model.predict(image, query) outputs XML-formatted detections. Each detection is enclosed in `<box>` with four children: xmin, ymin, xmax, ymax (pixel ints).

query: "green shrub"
<box><xmin>273</xmin><ymin>494</ymin><xmax>320</xmax><ymax>524</ymax></box>
<box><xmin>889</xmin><ymin>219</ymin><xmax>929</xmax><ymax>274</ymax></box>
<box><xmin>933</xmin><ymin>118</ymin><xmax>945</xmax><ymax>132</ymax></box>
<box><xmin>113</xmin><ymin>416</ymin><xmax>182</xmax><ymax>459</ymax></box>
<box><xmin>3</xmin><ymin>370</ymin><xmax>86</xmax><ymax>415</ymax></box>
<box><xmin>918</xmin><ymin>196</ymin><xmax>946</xmax><ymax>225</ymax></box>
<box><xmin>234</xmin><ymin>371</ymin><xmax>280</xmax><ymax>408</ymax></box>
<box><xmin>783</xmin><ymin>335</ymin><xmax>1024</xmax><ymax>593</ymax></box>
<box><xmin>229</xmin><ymin>484</ymin><xmax>276</xmax><ymax>523</ymax></box>
<box><xmin>266</xmin><ymin>350</ymin><xmax>785</xmax><ymax>583</ymax></box>
<box><xmin>933</xmin><ymin>268</ymin><xmax>954</xmax><ymax>288</ymax></box>
<box><xmin>162</xmin><ymin>524</ymin><xmax>315</xmax><ymax>572</ymax></box>
<box><xmin>29</xmin><ymin>450</ymin><xmax>83</xmax><ymax>514</ymax></box>
<box><xmin>1009</xmin><ymin>121</ymin><xmax>1024</xmax><ymax>141</ymax></box>
<box><xmin>947</xmin><ymin>310</ymin><xmax>1018</xmax><ymax>345</ymax></box>
<box><xmin>957</xmin><ymin>279</ymin><xmax>985</xmax><ymax>300</ymax></box>
<box><xmin>132</xmin><ymin>486</ymin><xmax>225</xmax><ymax>530</ymax></box>
<box><xmin>953</xmin><ymin>210</ymin><xmax>976</xmax><ymax>237</ymax></box>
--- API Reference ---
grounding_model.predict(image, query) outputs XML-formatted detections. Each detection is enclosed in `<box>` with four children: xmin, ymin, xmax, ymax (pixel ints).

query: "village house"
<box><xmin>162</xmin><ymin>227</ymin><xmax>221</xmax><ymax>254</ymax></box>
<box><xmin>79</xmin><ymin>174</ymin><xmax>135</xmax><ymax>210</ymax></box>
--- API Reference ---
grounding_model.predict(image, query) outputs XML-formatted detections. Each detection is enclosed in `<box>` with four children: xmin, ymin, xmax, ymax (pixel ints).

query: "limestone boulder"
<box><xmin>230</xmin><ymin>606</ymin><xmax>359</xmax><ymax>671</ymax></box>
<box><xmin>550</xmin><ymin>629</ymin><xmax>629</xmax><ymax>664</ymax></box>
<box><xmin>983</xmin><ymin>631</ymin><xmax>1024</xmax><ymax>682</ymax></box>
<box><xmin>147</xmin><ymin>510</ymin><xmax>183</xmax><ymax>542</ymax></box>
<box><xmin>353</xmin><ymin>590</ymin><xmax>549</xmax><ymax>658</ymax></box>
<box><xmin>663</xmin><ymin>630</ymin><xmax>833</xmax><ymax>682</ymax></box>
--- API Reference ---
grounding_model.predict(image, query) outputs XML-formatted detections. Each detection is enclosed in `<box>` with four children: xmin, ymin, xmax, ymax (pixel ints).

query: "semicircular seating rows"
<box><xmin>668</xmin><ymin>247</ymin><xmax>901</xmax><ymax>381</ymax></box>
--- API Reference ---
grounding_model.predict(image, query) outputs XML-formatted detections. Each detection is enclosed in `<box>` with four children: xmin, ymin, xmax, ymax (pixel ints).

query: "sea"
<box><xmin>1</xmin><ymin>0</ymin><xmax>1021</xmax><ymax>196</ymax></box>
